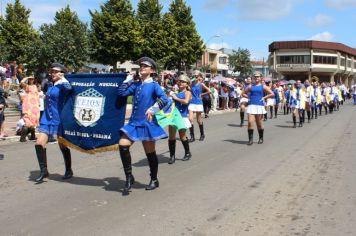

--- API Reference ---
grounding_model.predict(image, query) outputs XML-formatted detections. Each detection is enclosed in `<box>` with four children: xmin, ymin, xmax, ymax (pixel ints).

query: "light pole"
<box><xmin>202</xmin><ymin>34</ymin><xmax>220</xmax><ymax>69</ymax></box>
<box><xmin>204</xmin><ymin>34</ymin><xmax>221</xmax><ymax>48</ymax></box>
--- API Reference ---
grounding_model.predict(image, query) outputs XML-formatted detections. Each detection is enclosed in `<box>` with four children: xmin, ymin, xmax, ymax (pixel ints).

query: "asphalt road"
<box><xmin>1</xmin><ymin>103</ymin><xmax>356</xmax><ymax>236</ymax></box>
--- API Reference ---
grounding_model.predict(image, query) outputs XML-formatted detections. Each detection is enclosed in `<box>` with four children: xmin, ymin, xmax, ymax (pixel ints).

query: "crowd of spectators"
<box><xmin>0</xmin><ymin>62</ymin><xmax>48</xmax><ymax>141</ymax></box>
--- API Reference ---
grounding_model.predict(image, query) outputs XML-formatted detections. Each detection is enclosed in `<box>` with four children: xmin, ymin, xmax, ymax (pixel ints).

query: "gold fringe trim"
<box><xmin>57</xmin><ymin>136</ymin><xmax>119</xmax><ymax>155</ymax></box>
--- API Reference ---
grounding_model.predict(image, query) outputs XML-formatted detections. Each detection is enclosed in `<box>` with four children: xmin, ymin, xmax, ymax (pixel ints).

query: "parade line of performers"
<box><xmin>33</xmin><ymin>58</ymin><xmax>350</xmax><ymax>196</ymax></box>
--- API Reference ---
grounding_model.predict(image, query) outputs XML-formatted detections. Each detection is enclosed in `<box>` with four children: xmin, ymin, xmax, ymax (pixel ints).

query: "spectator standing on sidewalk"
<box><xmin>210</xmin><ymin>81</ymin><xmax>219</xmax><ymax>112</ymax></box>
<box><xmin>21</xmin><ymin>76</ymin><xmax>40</xmax><ymax>127</ymax></box>
<box><xmin>0</xmin><ymin>86</ymin><xmax>8</xmax><ymax>138</ymax></box>
<box><xmin>38</xmin><ymin>86</ymin><xmax>45</xmax><ymax>119</ymax></box>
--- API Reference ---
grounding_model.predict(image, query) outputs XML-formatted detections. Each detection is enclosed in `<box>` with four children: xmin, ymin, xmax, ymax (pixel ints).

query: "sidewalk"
<box><xmin>0</xmin><ymin>105</ymin><xmax>236</xmax><ymax>145</ymax></box>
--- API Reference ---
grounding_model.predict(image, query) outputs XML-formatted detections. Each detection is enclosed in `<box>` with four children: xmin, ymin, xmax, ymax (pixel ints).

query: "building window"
<box><xmin>277</xmin><ymin>55</ymin><xmax>310</xmax><ymax>64</ymax></box>
<box><xmin>219</xmin><ymin>57</ymin><xmax>227</xmax><ymax>64</ymax></box>
<box><xmin>347</xmin><ymin>60</ymin><xmax>351</xmax><ymax>68</ymax></box>
<box><xmin>340</xmin><ymin>58</ymin><xmax>346</xmax><ymax>66</ymax></box>
<box><xmin>313</xmin><ymin>56</ymin><xmax>337</xmax><ymax>65</ymax></box>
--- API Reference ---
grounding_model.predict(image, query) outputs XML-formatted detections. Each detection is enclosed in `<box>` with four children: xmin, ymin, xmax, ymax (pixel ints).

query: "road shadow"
<box><xmin>223</xmin><ymin>139</ymin><xmax>249</xmax><ymax>145</ymax></box>
<box><xmin>227</xmin><ymin>124</ymin><xmax>241</xmax><ymax>127</ymax></box>
<box><xmin>28</xmin><ymin>171</ymin><xmax>147</xmax><ymax>195</ymax></box>
<box><xmin>132</xmin><ymin>154</ymin><xmax>169</xmax><ymax>167</ymax></box>
<box><xmin>275</xmin><ymin>125</ymin><xmax>294</xmax><ymax>129</ymax></box>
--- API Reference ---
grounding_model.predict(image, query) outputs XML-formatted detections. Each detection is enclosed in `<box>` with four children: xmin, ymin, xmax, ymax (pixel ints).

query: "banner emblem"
<box><xmin>74</xmin><ymin>88</ymin><xmax>105</xmax><ymax>127</ymax></box>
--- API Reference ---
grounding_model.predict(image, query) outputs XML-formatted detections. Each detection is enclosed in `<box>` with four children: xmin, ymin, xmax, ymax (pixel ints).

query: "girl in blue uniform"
<box><xmin>34</xmin><ymin>63</ymin><xmax>73</xmax><ymax>182</ymax></box>
<box><xmin>167</xmin><ymin>75</ymin><xmax>192</xmax><ymax>164</ymax></box>
<box><xmin>239</xmin><ymin>77</ymin><xmax>251</xmax><ymax>127</ymax></box>
<box><xmin>242</xmin><ymin>72</ymin><xmax>274</xmax><ymax>145</ymax></box>
<box><xmin>117</xmin><ymin>57</ymin><xmax>168</xmax><ymax>195</ymax></box>
<box><xmin>188</xmin><ymin>70</ymin><xmax>211</xmax><ymax>142</ymax></box>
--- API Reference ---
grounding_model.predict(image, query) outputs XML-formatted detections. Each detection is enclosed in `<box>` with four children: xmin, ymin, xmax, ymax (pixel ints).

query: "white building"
<box><xmin>269</xmin><ymin>40</ymin><xmax>356</xmax><ymax>86</ymax></box>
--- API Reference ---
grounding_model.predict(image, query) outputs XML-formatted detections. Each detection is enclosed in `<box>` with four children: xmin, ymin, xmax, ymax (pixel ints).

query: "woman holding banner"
<box><xmin>34</xmin><ymin>63</ymin><xmax>74</xmax><ymax>182</ymax></box>
<box><xmin>117</xmin><ymin>57</ymin><xmax>168</xmax><ymax>195</ymax></box>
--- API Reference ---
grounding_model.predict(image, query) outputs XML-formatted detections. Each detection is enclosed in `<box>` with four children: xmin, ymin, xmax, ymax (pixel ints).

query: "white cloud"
<box><xmin>203</xmin><ymin>0</ymin><xmax>230</xmax><ymax>10</ymax></box>
<box><xmin>208</xmin><ymin>42</ymin><xmax>232</xmax><ymax>50</ymax></box>
<box><xmin>306</xmin><ymin>14</ymin><xmax>333</xmax><ymax>27</ymax></box>
<box><xmin>2</xmin><ymin>0</ymin><xmax>97</xmax><ymax>28</ymax></box>
<box><xmin>309</xmin><ymin>32</ymin><xmax>334</xmax><ymax>41</ymax></box>
<box><xmin>325</xmin><ymin>0</ymin><xmax>356</xmax><ymax>10</ymax></box>
<box><xmin>218</xmin><ymin>28</ymin><xmax>240</xmax><ymax>36</ymax></box>
<box><xmin>237</xmin><ymin>0</ymin><xmax>296</xmax><ymax>21</ymax></box>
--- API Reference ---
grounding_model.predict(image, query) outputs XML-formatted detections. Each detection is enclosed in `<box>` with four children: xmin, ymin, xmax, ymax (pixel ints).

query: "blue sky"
<box><xmin>1</xmin><ymin>0</ymin><xmax>356</xmax><ymax>60</ymax></box>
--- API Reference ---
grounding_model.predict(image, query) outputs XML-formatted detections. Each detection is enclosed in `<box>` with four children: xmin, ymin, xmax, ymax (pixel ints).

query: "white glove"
<box><xmin>123</xmin><ymin>75</ymin><xmax>134</xmax><ymax>84</ymax></box>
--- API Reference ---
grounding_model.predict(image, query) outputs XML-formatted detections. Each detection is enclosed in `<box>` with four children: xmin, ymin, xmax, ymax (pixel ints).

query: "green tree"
<box><xmin>136</xmin><ymin>0</ymin><xmax>164</xmax><ymax>60</ymax></box>
<box><xmin>167</xmin><ymin>0</ymin><xmax>204</xmax><ymax>72</ymax></box>
<box><xmin>0</xmin><ymin>0</ymin><xmax>39</xmax><ymax>63</ymax></box>
<box><xmin>90</xmin><ymin>0</ymin><xmax>143</xmax><ymax>67</ymax></box>
<box><xmin>228</xmin><ymin>48</ymin><xmax>253</xmax><ymax>77</ymax></box>
<box><xmin>38</xmin><ymin>5</ymin><xmax>90</xmax><ymax>72</ymax></box>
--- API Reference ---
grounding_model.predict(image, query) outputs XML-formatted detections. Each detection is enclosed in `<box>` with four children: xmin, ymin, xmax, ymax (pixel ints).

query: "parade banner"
<box><xmin>58</xmin><ymin>73</ymin><xmax>127</xmax><ymax>154</ymax></box>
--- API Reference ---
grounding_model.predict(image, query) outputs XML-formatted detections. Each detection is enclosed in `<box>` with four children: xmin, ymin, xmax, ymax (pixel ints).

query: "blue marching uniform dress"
<box><xmin>35</xmin><ymin>77</ymin><xmax>74</xmax><ymax>183</ymax></box>
<box><xmin>118</xmin><ymin>78</ymin><xmax>168</xmax><ymax>141</ymax></box>
<box><xmin>117</xmin><ymin>77</ymin><xmax>169</xmax><ymax>194</ymax></box>
<box><xmin>39</xmin><ymin>79</ymin><xmax>72</xmax><ymax>135</ymax></box>
<box><xmin>246</xmin><ymin>84</ymin><xmax>266</xmax><ymax>145</ymax></box>
<box><xmin>246</xmin><ymin>85</ymin><xmax>266</xmax><ymax>115</ymax></box>
<box><xmin>187</xmin><ymin>82</ymin><xmax>205</xmax><ymax>142</ymax></box>
<box><xmin>167</xmin><ymin>91</ymin><xmax>193</xmax><ymax>164</ymax></box>
<box><xmin>175</xmin><ymin>91</ymin><xmax>191</xmax><ymax>129</ymax></box>
<box><xmin>188</xmin><ymin>83</ymin><xmax>203</xmax><ymax>112</ymax></box>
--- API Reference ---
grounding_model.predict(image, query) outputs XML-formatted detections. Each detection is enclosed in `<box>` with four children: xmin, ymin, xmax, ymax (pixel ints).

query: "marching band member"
<box><xmin>166</xmin><ymin>75</ymin><xmax>192</xmax><ymax>164</ymax></box>
<box><xmin>320</xmin><ymin>82</ymin><xmax>329</xmax><ymax>115</ymax></box>
<box><xmin>242</xmin><ymin>72</ymin><xmax>274</xmax><ymax>145</ymax></box>
<box><xmin>239</xmin><ymin>77</ymin><xmax>251</xmax><ymax>127</ymax></box>
<box><xmin>336</xmin><ymin>84</ymin><xmax>343</xmax><ymax>111</ymax></box>
<box><xmin>117</xmin><ymin>57</ymin><xmax>168</xmax><ymax>195</ymax></box>
<box><xmin>188</xmin><ymin>70</ymin><xmax>211</xmax><ymax>142</ymax></box>
<box><xmin>304</xmin><ymin>80</ymin><xmax>313</xmax><ymax>123</ymax></box>
<box><xmin>311</xmin><ymin>81</ymin><xmax>321</xmax><ymax>119</ymax></box>
<box><xmin>289</xmin><ymin>80</ymin><xmax>305</xmax><ymax>128</ymax></box>
<box><xmin>284</xmin><ymin>84</ymin><xmax>292</xmax><ymax>115</ymax></box>
<box><xmin>328</xmin><ymin>81</ymin><xmax>337</xmax><ymax>113</ymax></box>
<box><xmin>265</xmin><ymin>81</ymin><xmax>275</xmax><ymax>119</ymax></box>
<box><xmin>34</xmin><ymin>63</ymin><xmax>73</xmax><ymax>182</ymax></box>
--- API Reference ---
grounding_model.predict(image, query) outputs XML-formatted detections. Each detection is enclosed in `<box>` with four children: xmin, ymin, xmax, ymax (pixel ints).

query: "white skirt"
<box><xmin>290</xmin><ymin>100</ymin><xmax>304</xmax><ymax>110</ymax></box>
<box><xmin>239</xmin><ymin>97</ymin><xmax>249</xmax><ymax>104</ymax></box>
<box><xmin>183</xmin><ymin>117</ymin><xmax>192</xmax><ymax>129</ymax></box>
<box><xmin>246</xmin><ymin>105</ymin><xmax>267</xmax><ymax>114</ymax></box>
<box><xmin>188</xmin><ymin>104</ymin><xmax>204</xmax><ymax>112</ymax></box>
<box><xmin>266</xmin><ymin>98</ymin><xmax>276</xmax><ymax>106</ymax></box>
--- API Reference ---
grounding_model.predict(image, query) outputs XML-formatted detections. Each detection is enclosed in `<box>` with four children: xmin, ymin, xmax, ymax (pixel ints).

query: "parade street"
<box><xmin>1</xmin><ymin>104</ymin><xmax>356</xmax><ymax>236</ymax></box>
